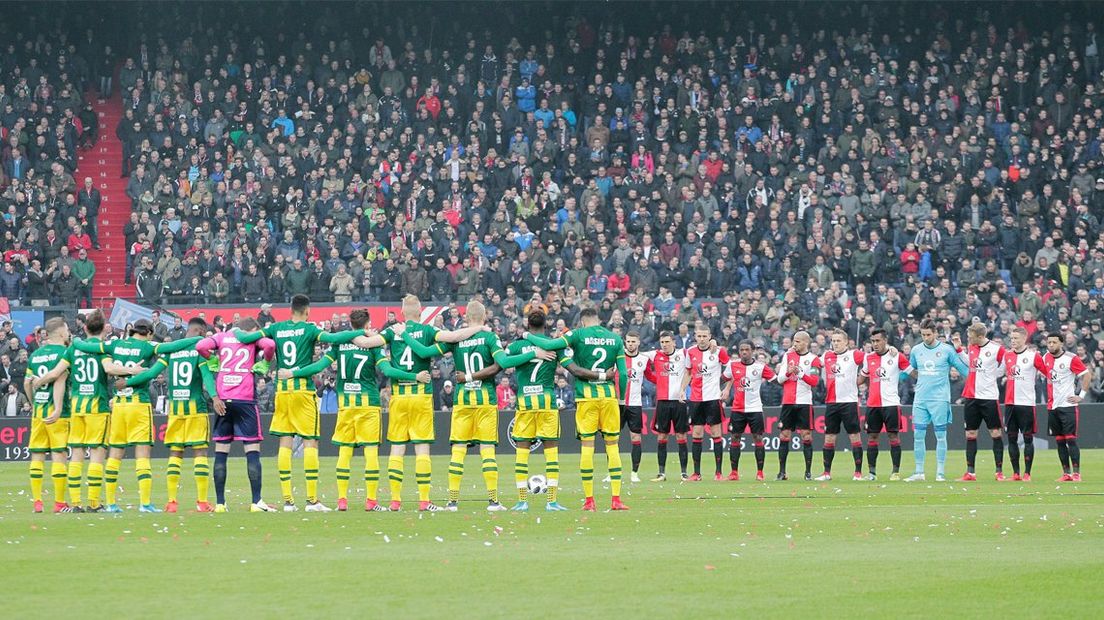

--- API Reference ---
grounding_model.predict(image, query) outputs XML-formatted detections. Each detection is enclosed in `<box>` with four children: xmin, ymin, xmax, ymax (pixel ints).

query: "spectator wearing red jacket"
<box><xmin>67</xmin><ymin>224</ymin><xmax>92</xmax><ymax>255</ymax></box>
<box><xmin>416</xmin><ymin>88</ymin><xmax>441</xmax><ymax>120</ymax></box>
<box><xmin>900</xmin><ymin>243</ymin><xmax>920</xmax><ymax>275</ymax></box>
<box><xmin>608</xmin><ymin>268</ymin><xmax>631</xmax><ymax>298</ymax></box>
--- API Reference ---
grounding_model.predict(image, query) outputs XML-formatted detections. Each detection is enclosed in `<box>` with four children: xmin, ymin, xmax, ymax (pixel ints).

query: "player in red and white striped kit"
<box><xmin>644</xmin><ymin>331</ymin><xmax>689</xmax><ymax>481</ymax></box>
<box><xmin>816</xmin><ymin>330</ymin><xmax>866</xmax><ymax>481</ymax></box>
<box><xmin>774</xmin><ymin>331</ymin><xmax>821</xmax><ymax>481</ymax></box>
<box><xmin>620</xmin><ymin>332</ymin><xmax>652</xmax><ymax>483</ymax></box>
<box><xmin>951</xmin><ymin>323</ymin><xmax>1007</xmax><ymax>481</ymax></box>
<box><xmin>861</xmin><ymin>329</ymin><xmax>911</xmax><ymax>481</ymax></box>
<box><xmin>679</xmin><ymin>324</ymin><xmax>729</xmax><ymax>481</ymax></box>
<box><xmin>720</xmin><ymin>340</ymin><xmax>774</xmax><ymax>481</ymax></box>
<box><xmin>1043</xmin><ymin>332</ymin><xmax>1091</xmax><ymax>482</ymax></box>
<box><xmin>1002</xmin><ymin>326</ymin><xmax>1047</xmax><ymax>481</ymax></box>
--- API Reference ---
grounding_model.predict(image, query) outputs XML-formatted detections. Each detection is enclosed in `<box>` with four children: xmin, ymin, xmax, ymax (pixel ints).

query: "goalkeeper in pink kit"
<box><xmin>196</xmin><ymin>318</ymin><xmax>277</xmax><ymax>512</ymax></box>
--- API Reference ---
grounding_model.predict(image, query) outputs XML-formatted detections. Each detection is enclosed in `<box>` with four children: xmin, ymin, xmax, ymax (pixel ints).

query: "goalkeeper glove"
<box><xmin>251</xmin><ymin>359</ymin><xmax>270</xmax><ymax>375</ymax></box>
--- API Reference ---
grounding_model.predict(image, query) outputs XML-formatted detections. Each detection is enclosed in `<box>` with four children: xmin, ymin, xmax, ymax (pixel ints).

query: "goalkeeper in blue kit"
<box><xmin>906</xmin><ymin>319</ymin><xmax>971</xmax><ymax>481</ymax></box>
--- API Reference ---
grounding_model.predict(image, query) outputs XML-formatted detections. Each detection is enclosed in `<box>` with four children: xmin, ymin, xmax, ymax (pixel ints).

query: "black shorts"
<box><xmin>728</xmin><ymin>410</ymin><xmax>765</xmax><ymax>435</ymax></box>
<box><xmin>1004</xmin><ymin>405</ymin><xmax>1037</xmax><ymax>435</ymax></box>
<box><xmin>620</xmin><ymin>405</ymin><xmax>643</xmax><ymax>434</ymax></box>
<box><xmin>211</xmin><ymin>400</ymin><xmax>263</xmax><ymax>443</ymax></box>
<box><xmin>824</xmin><ymin>402</ymin><xmax>861</xmax><ymax>435</ymax></box>
<box><xmin>779</xmin><ymin>404</ymin><xmax>813</xmax><ymax>431</ymax></box>
<box><xmin>653</xmin><ymin>401</ymin><xmax>689</xmax><ymax>434</ymax></box>
<box><xmin>688</xmin><ymin>400</ymin><xmax>722</xmax><ymax>426</ymax></box>
<box><xmin>865</xmin><ymin>406</ymin><xmax>900</xmax><ymax>433</ymax></box>
<box><xmin>963</xmin><ymin>399</ymin><xmax>1002</xmax><ymax>431</ymax></box>
<box><xmin>1047</xmin><ymin>407</ymin><xmax>1079</xmax><ymax>438</ymax></box>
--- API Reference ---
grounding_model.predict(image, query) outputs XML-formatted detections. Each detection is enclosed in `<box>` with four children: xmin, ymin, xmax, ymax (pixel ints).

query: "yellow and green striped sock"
<box><xmin>606</xmin><ymin>442</ymin><xmax>623</xmax><ymax>497</ymax></box>
<box><xmin>545</xmin><ymin>446</ymin><xmax>559</xmax><ymax>504</ymax></box>
<box><xmin>68</xmin><ymin>461</ymin><xmax>84</xmax><ymax>506</ymax></box>
<box><xmin>87</xmin><ymin>462</ymin><xmax>104</xmax><ymax>508</ymax></box>
<box><xmin>278</xmin><ymin>446</ymin><xmax>293</xmax><ymax>502</ymax></box>
<box><xmin>515</xmin><ymin>447</ymin><xmax>530</xmax><ymax>501</ymax></box>
<box><xmin>194</xmin><ymin>456</ymin><xmax>209</xmax><ymax>503</ymax></box>
<box><xmin>447</xmin><ymin>445</ymin><xmax>466</xmax><ymax>503</ymax></box>
<box><xmin>364</xmin><ymin>447</ymin><xmax>380</xmax><ymax>501</ymax></box>
<box><xmin>335</xmin><ymin>446</ymin><xmax>353</xmax><ymax>500</ymax></box>
<box><xmin>304</xmin><ymin>447</ymin><xmax>320</xmax><ymax>503</ymax></box>
<box><xmin>136</xmin><ymin>458</ymin><xmax>152</xmax><ymax>506</ymax></box>
<box><xmin>480</xmin><ymin>446</ymin><xmax>498</xmax><ymax>504</ymax></box>
<box><xmin>415</xmin><ymin>454</ymin><xmax>432</xmax><ymax>503</ymax></box>
<box><xmin>580</xmin><ymin>444</ymin><xmax>595</xmax><ymax>499</ymax></box>
<box><xmin>104</xmin><ymin>457</ymin><xmax>121</xmax><ymax>505</ymax></box>
<box><xmin>387</xmin><ymin>455</ymin><xmax>404</xmax><ymax>503</ymax></box>
<box><xmin>51</xmin><ymin>461</ymin><xmax>67</xmax><ymax>503</ymax></box>
<box><xmin>29</xmin><ymin>461</ymin><xmax>44</xmax><ymax>502</ymax></box>
<box><xmin>166</xmin><ymin>455</ymin><xmax>183</xmax><ymax>503</ymax></box>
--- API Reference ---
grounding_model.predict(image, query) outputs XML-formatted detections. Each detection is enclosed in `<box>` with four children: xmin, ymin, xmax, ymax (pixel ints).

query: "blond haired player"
<box><xmin>24</xmin><ymin>318</ymin><xmax>71</xmax><ymax>513</ymax></box>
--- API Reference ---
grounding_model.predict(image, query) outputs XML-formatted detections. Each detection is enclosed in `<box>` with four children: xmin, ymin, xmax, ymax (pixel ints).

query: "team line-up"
<box><xmin>23</xmin><ymin>294</ymin><xmax>1089</xmax><ymax>515</ymax></box>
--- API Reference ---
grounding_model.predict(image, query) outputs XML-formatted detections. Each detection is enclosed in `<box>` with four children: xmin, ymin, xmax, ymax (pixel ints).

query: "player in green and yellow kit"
<box><xmin>71</xmin><ymin>318</ymin><xmax>201</xmax><ymax>513</ymax></box>
<box><xmin>525</xmin><ymin>306</ymin><xmax>629</xmax><ymax>511</ymax></box>
<box><xmin>121</xmin><ymin>317</ymin><xmax>217</xmax><ymax>513</ymax></box>
<box><xmin>24</xmin><ymin>318</ymin><xmax>72</xmax><ymax>514</ymax></box>
<box><xmin>400</xmin><ymin>300</ymin><xmax>550</xmax><ymax>512</ymax></box>
<box><xmin>279</xmin><ymin>309</ymin><xmax>429</xmax><ymax>512</ymax></box>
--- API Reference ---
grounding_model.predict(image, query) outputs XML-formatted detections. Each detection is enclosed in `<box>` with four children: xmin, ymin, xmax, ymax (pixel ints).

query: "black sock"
<box><xmin>631</xmin><ymin>441</ymin><xmax>641</xmax><ymax>473</ymax></box>
<box><xmin>214</xmin><ymin>451</ymin><xmax>228</xmax><ymax>504</ymax></box>
<box><xmin>712</xmin><ymin>439</ymin><xmax>723</xmax><ymax>475</ymax></box>
<box><xmin>730</xmin><ymin>438</ymin><xmax>741</xmax><ymax>471</ymax></box>
<box><xmin>754</xmin><ymin>442</ymin><xmax>765</xmax><ymax>472</ymax></box>
<box><xmin>1067</xmin><ymin>439</ymin><xmax>1081</xmax><ymax>473</ymax></box>
<box><xmin>867</xmin><ymin>441</ymin><xmax>879</xmax><ymax>473</ymax></box>
<box><xmin>691</xmin><ymin>439</ymin><xmax>703</xmax><ymax>475</ymax></box>
<box><xmin>246</xmin><ymin>451</ymin><xmax>263</xmax><ymax>503</ymax></box>
<box><xmin>778</xmin><ymin>440</ymin><xmax>789</xmax><ymax>473</ymax></box>
<box><xmin>992</xmin><ymin>436</ymin><xmax>1004</xmax><ymax>472</ymax></box>
<box><xmin>823</xmin><ymin>443</ymin><xmax>836</xmax><ymax>473</ymax></box>
<box><xmin>1057</xmin><ymin>439</ymin><xmax>1071</xmax><ymax>473</ymax></box>
<box><xmin>966</xmin><ymin>437</ymin><xmax>978</xmax><ymax>473</ymax></box>
<box><xmin>678</xmin><ymin>440</ymin><xmax>688</xmax><ymax>474</ymax></box>
<box><xmin>802</xmin><ymin>440</ymin><xmax>813</xmax><ymax>475</ymax></box>
<box><xmin>890</xmin><ymin>440</ymin><xmax>902</xmax><ymax>472</ymax></box>
<box><xmin>1023</xmin><ymin>435</ymin><xmax>1034</xmax><ymax>474</ymax></box>
<box><xmin>657</xmin><ymin>440</ymin><xmax>668</xmax><ymax>473</ymax></box>
<box><xmin>851</xmin><ymin>442</ymin><xmax>863</xmax><ymax>474</ymax></box>
<box><xmin>1008</xmin><ymin>433</ymin><xmax>1021</xmax><ymax>474</ymax></box>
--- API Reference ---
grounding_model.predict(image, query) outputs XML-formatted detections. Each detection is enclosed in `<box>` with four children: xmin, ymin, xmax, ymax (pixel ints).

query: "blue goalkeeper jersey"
<box><xmin>909</xmin><ymin>341</ymin><xmax>970</xmax><ymax>403</ymax></box>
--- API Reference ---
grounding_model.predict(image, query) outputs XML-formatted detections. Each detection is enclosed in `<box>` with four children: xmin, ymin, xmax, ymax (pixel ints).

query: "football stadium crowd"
<box><xmin>3</xmin><ymin>2</ymin><xmax>1104</xmax><ymax>410</ymax></box>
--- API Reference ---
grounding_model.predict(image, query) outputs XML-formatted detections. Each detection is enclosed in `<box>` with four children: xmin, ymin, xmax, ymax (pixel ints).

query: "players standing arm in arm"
<box><xmin>122</xmin><ymin>358</ymin><xmax>168</xmax><ymax>388</ymax></box>
<box><xmin>523</xmin><ymin>331</ymin><xmax>571</xmax><ymax>351</ymax></box>
<box><xmin>152</xmin><ymin>336</ymin><xmax>202</xmax><ymax>354</ymax></box>
<box><xmin>400</xmin><ymin>329</ymin><xmax>449</xmax><ymax>359</ymax></box>
<box><xmin>47</xmin><ymin>370</ymin><xmax>68</xmax><ymax>423</ymax></box>
<box><xmin>379</xmin><ymin>357</ymin><xmax>430</xmax><ymax>383</ymax></box>
<box><xmin>32</xmin><ymin>355</ymin><xmax>69</xmax><ymax>389</ymax></box>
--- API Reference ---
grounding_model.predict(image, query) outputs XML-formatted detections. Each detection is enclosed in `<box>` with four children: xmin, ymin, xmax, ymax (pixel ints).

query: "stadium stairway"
<box><xmin>83</xmin><ymin>89</ymin><xmax>130</xmax><ymax>303</ymax></box>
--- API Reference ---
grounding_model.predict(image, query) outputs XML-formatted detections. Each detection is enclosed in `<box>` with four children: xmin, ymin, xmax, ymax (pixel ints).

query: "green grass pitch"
<box><xmin>2</xmin><ymin>450</ymin><xmax>1102</xmax><ymax>618</ymax></box>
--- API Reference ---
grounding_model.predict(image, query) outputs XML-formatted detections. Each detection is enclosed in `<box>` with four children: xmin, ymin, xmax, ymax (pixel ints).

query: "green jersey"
<box><xmin>329</xmin><ymin>343</ymin><xmax>386</xmax><ymax>407</ymax></box>
<box><xmin>64</xmin><ymin>338</ymin><xmax>111</xmax><ymax>414</ymax></box>
<box><xmin>103</xmin><ymin>338</ymin><xmax>158</xmax><ymax>403</ymax></box>
<box><xmin>440</xmin><ymin>330</ymin><xmax>503</xmax><ymax>406</ymax></box>
<box><xmin>261</xmin><ymin>320</ymin><xmax>323</xmax><ymax>392</ymax></box>
<box><xmin>507</xmin><ymin>337</ymin><xmax>557</xmax><ymax>411</ymax></box>
<box><xmin>27</xmin><ymin>343</ymin><xmax>69</xmax><ymax>418</ymax></box>
<box><xmin>163</xmin><ymin>350</ymin><xmax>210</xmax><ymax>415</ymax></box>
<box><xmin>559</xmin><ymin>325</ymin><xmax>625</xmax><ymax>400</ymax></box>
<box><xmin>381</xmin><ymin>322</ymin><xmax>440</xmax><ymax>396</ymax></box>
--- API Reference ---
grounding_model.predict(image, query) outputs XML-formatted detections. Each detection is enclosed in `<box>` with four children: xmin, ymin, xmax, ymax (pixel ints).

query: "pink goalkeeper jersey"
<box><xmin>196</xmin><ymin>331</ymin><xmax>275</xmax><ymax>401</ymax></box>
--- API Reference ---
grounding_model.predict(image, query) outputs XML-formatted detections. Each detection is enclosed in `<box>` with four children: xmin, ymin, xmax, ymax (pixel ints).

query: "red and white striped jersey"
<box><xmin>685</xmin><ymin>346</ymin><xmax>730</xmax><ymax>402</ymax></box>
<box><xmin>1042</xmin><ymin>351</ymin><xmax>1088</xmax><ymax>410</ymax></box>
<box><xmin>645</xmin><ymin>349</ymin><xmax>687</xmax><ymax>401</ymax></box>
<box><xmin>777</xmin><ymin>350</ymin><xmax>821</xmax><ymax>405</ymax></box>
<box><xmin>622</xmin><ymin>351</ymin><xmax>653</xmax><ymax>407</ymax></box>
<box><xmin>862</xmin><ymin>351</ymin><xmax>910</xmax><ymax>407</ymax></box>
<box><xmin>960</xmin><ymin>341</ymin><xmax>1006</xmax><ymax>401</ymax></box>
<box><xmin>1003</xmin><ymin>348</ymin><xmax>1046</xmax><ymax>407</ymax></box>
<box><xmin>822</xmin><ymin>349</ymin><xmax>864</xmax><ymax>404</ymax></box>
<box><xmin>722</xmin><ymin>360</ymin><xmax>775</xmax><ymax>413</ymax></box>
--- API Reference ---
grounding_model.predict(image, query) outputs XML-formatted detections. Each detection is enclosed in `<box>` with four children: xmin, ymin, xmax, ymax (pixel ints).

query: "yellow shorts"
<box><xmin>271</xmin><ymin>391</ymin><xmax>320</xmax><ymax>439</ymax></box>
<box><xmin>512</xmin><ymin>409</ymin><xmax>560</xmax><ymax>442</ymax></box>
<box><xmin>333</xmin><ymin>405</ymin><xmax>381</xmax><ymax>447</ymax></box>
<box><xmin>29</xmin><ymin>418</ymin><xmax>70</xmax><ymax>453</ymax></box>
<box><xmin>109</xmin><ymin>402</ymin><xmax>154</xmax><ymax>448</ymax></box>
<box><xmin>69</xmin><ymin>413</ymin><xmax>110</xmax><ymax>448</ymax></box>
<box><xmin>387</xmin><ymin>394</ymin><xmax>434</xmax><ymax>444</ymax></box>
<box><xmin>450</xmin><ymin>405</ymin><xmax>499</xmax><ymax>445</ymax></box>
<box><xmin>165</xmin><ymin>415</ymin><xmax>210</xmax><ymax>448</ymax></box>
<box><xmin>576</xmin><ymin>398</ymin><xmax>620</xmax><ymax>439</ymax></box>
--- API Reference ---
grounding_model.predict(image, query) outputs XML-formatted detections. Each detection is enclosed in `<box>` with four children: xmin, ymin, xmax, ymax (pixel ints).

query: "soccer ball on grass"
<box><xmin>527</xmin><ymin>475</ymin><xmax>547</xmax><ymax>495</ymax></box>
